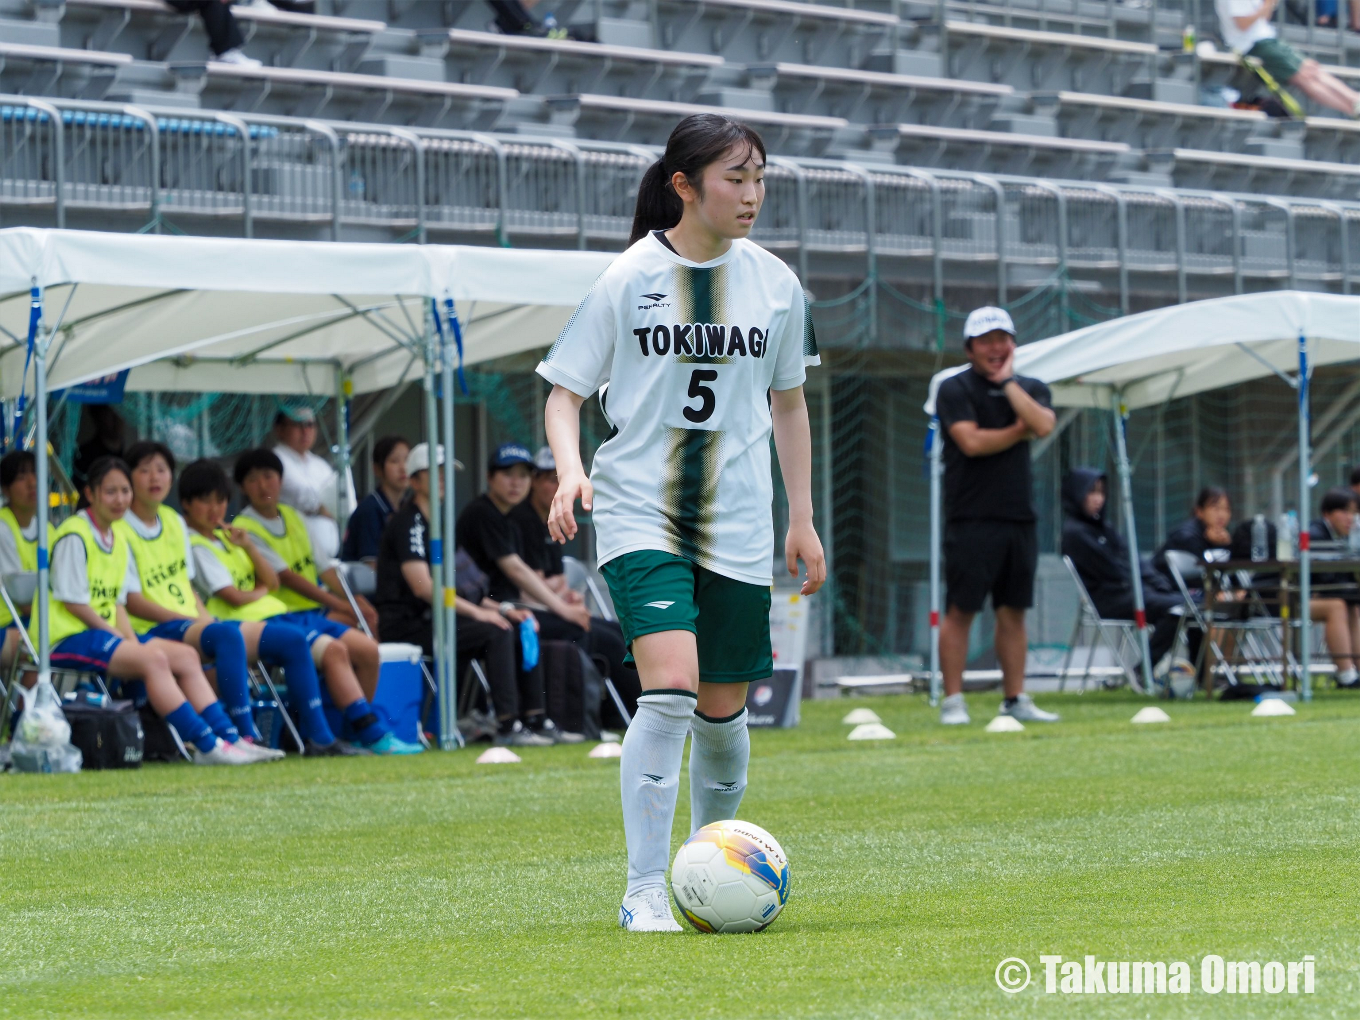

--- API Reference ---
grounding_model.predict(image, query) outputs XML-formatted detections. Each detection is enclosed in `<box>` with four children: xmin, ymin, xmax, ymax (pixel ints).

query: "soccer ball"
<box><xmin>670</xmin><ymin>819</ymin><xmax>789</xmax><ymax>933</ymax></box>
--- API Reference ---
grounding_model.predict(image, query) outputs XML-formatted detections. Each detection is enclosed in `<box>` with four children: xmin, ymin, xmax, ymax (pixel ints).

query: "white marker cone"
<box><xmin>985</xmin><ymin>715</ymin><xmax>1025</xmax><ymax>733</ymax></box>
<box><xmin>588</xmin><ymin>742</ymin><xmax>624</xmax><ymax>758</ymax></box>
<box><xmin>476</xmin><ymin>747</ymin><xmax>522</xmax><ymax>764</ymax></box>
<box><xmin>847</xmin><ymin>722</ymin><xmax>896</xmax><ymax>740</ymax></box>
<box><xmin>842</xmin><ymin>708</ymin><xmax>882</xmax><ymax>725</ymax></box>
<box><xmin>1251</xmin><ymin>698</ymin><xmax>1296</xmax><ymax>717</ymax></box>
<box><xmin>1131</xmin><ymin>706</ymin><xmax>1171</xmax><ymax>724</ymax></box>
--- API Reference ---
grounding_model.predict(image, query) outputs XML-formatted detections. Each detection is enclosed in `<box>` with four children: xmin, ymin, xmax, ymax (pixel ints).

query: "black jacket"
<box><xmin>1154</xmin><ymin>516</ymin><xmax>1231</xmax><ymax>580</ymax></box>
<box><xmin>1061</xmin><ymin>468</ymin><xmax>1133</xmax><ymax>616</ymax></box>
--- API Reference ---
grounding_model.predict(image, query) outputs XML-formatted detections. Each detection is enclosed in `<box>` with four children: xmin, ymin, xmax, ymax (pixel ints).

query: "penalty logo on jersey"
<box><xmin>644</xmin><ymin>600</ymin><xmax>676</xmax><ymax>610</ymax></box>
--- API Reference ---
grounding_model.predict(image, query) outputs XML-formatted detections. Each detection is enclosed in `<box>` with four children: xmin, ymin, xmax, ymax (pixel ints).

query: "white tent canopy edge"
<box><xmin>923</xmin><ymin>290</ymin><xmax>1360</xmax><ymax>704</ymax></box>
<box><xmin>0</xmin><ymin>227</ymin><xmax>616</xmax><ymax>750</ymax></box>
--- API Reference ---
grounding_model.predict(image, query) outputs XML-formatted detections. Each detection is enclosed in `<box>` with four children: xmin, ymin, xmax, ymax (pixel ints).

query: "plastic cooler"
<box><xmin>319</xmin><ymin>642</ymin><xmax>425</xmax><ymax>744</ymax></box>
<box><xmin>372</xmin><ymin>642</ymin><xmax>425</xmax><ymax>743</ymax></box>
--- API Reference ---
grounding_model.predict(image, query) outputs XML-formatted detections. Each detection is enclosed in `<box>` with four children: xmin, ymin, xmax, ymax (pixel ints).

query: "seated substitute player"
<box><xmin>935</xmin><ymin>307</ymin><xmax>1060</xmax><ymax>726</ymax></box>
<box><xmin>117</xmin><ymin>441</ymin><xmax>283</xmax><ymax>759</ymax></box>
<box><xmin>48</xmin><ymin>456</ymin><xmax>263</xmax><ymax>765</ymax></box>
<box><xmin>540</xmin><ymin>114</ymin><xmax>826</xmax><ymax>932</ymax></box>
<box><xmin>374</xmin><ymin>443</ymin><xmax>555</xmax><ymax>746</ymax></box>
<box><xmin>179</xmin><ymin>458</ymin><xmax>370</xmax><ymax>755</ymax></box>
<box><xmin>0</xmin><ymin>449</ymin><xmax>52</xmax><ymax>671</ymax></box>
<box><xmin>1309</xmin><ymin>487</ymin><xmax>1360</xmax><ymax>689</ymax></box>
<box><xmin>231</xmin><ymin>448</ymin><xmax>421</xmax><ymax>755</ymax></box>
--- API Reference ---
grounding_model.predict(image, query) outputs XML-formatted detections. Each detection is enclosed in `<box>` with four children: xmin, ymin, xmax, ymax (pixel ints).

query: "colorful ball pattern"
<box><xmin>670</xmin><ymin>819</ymin><xmax>790</xmax><ymax>933</ymax></box>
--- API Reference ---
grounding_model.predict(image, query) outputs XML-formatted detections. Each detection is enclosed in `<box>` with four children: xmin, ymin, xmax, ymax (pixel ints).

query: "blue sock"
<box><xmin>259</xmin><ymin>622</ymin><xmax>336</xmax><ymax>745</ymax></box>
<box><xmin>165</xmin><ymin>701</ymin><xmax>218</xmax><ymax>754</ymax></box>
<box><xmin>199</xmin><ymin>621</ymin><xmax>259</xmax><ymax>740</ymax></box>
<box><xmin>344</xmin><ymin>697</ymin><xmax>388</xmax><ymax>745</ymax></box>
<box><xmin>199</xmin><ymin>701</ymin><xmax>240</xmax><ymax>744</ymax></box>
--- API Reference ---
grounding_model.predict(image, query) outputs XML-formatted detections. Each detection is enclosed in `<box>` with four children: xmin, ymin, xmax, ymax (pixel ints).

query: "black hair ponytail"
<box><xmin>628</xmin><ymin>113</ymin><xmax>767</xmax><ymax>246</ymax></box>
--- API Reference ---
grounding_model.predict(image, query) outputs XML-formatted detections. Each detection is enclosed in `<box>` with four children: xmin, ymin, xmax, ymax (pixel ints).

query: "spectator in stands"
<box><xmin>456</xmin><ymin>443</ymin><xmax>591</xmax><ymax>632</ymax></box>
<box><xmin>935</xmin><ymin>307</ymin><xmax>1060</xmax><ymax>726</ymax></box>
<box><xmin>0</xmin><ymin>450</ymin><xmax>48</xmax><ymax>670</ymax></box>
<box><xmin>375</xmin><ymin>443</ymin><xmax>556</xmax><ymax>746</ymax></box>
<box><xmin>1154</xmin><ymin>487</ymin><xmax>1234</xmax><ymax>577</ymax></box>
<box><xmin>180</xmin><ymin>458</ymin><xmax>378</xmax><ymax>756</ymax></box>
<box><xmin>341</xmin><ymin>434</ymin><xmax>411</xmax><ymax>566</ymax></box>
<box><xmin>1315</xmin><ymin>0</ymin><xmax>1360</xmax><ymax>32</ymax></box>
<box><xmin>1061</xmin><ymin>468</ymin><xmax>1184</xmax><ymax>673</ymax></box>
<box><xmin>48</xmin><ymin>457</ymin><xmax>259</xmax><ymax>765</ymax></box>
<box><xmin>509</xmin><ymin>445</ymin><xmax>641</xmax><ymax>722</ymax></box>
<box><xmin>166</xmin><ymin>1</ymin><xmax>262</xmax><ymax>67</ymax></box>
<box><xmin>1309</xmin><ymin>487</ymin><xmax>1360</xmax><ymax>688</ymax></box>
<box><xmin>1216</xmin><ymin>0</ymin><xmax>1360</xmax><ymax>117</ymax></box>
<box><xmin>272</xmin><ymin>405</ymin><xmax>353</xmax><ymax>567</ymax></box>
<box><xmin>486</xmin><ymin>0</ymin><xmax>595</xmax><ymax>41</ymax></box>
<box><xmin>231</xmin><ymin>448</ymin><xmax>422</xmax><ymax>755</ymax></box>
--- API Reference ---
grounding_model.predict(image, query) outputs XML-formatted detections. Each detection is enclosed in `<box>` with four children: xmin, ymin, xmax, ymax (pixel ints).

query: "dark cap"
<box><xmin>489</xmin><ymin>442</ymin><xmax>534</xmax><ymax>471</ymax></box>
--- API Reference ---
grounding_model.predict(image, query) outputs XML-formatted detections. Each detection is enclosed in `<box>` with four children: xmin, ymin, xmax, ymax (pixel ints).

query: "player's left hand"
<box><xmin>785</xmin><ymin>521</ymin><xmax>826</xmax><ymax>596</ymax></box>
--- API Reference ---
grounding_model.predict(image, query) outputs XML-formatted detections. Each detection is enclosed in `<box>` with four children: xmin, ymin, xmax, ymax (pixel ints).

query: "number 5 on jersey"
<box><xmin>683</xmin><ymin>369</ymin><xmax>719</xmax><ymax>425</ymax></box>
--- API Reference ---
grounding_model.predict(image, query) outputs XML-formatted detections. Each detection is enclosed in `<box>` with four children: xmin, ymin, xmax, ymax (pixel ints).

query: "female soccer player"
<box><xmin>48</xmin><ymin>457</ymin><xmax>261</xmax><ymax>765</ymax></box>
<box><xmin>0</xmin><ymin>449</ymin><xmax>51</xmax><ymax>670</ymax></box>
<box><xmin>117</xmin><ymin>441</ymin><xmax>282</xmax><ymax>760</ymax></box>
<box><xmin>179</xmin><ymin>458</ymin><xmax>381</xmax><ymax>756</ymax></box>
<box><xmin>229</xmin><ymin>449</ymin><xmax>422</xmax><ymax>755</ymax></box>
<box><xmin>539</xmin><ymin>114</ymin><xmax>826</xmax><ymax>932</ymax></box>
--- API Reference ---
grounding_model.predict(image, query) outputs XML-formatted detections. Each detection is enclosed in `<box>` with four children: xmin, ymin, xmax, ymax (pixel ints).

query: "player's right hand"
<box><xmin>549</xmin><ymin>470</ymin><xmax>593</xmax><ymax>544</ymax></box>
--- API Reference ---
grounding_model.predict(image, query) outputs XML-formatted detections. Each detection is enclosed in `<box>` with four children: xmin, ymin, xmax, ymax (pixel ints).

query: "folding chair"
<box><xmin>249</xmin><ymin>659</ymin><xmax>306</xmax><ymax>753</ymax></box>
<box><xmin>1164</xmin><ymin>550</ymin><xmax>1284</xmax><ymax>690</ymax></box>
<box><xmin>333</xmin><ymin>561</ymin><xmax>375</xmax><ymax>640</ymax></box>
<box><xmin>1058</xmin><ymin>555</ymin><xmax>1153</xmax><ymax>694</ymax></box>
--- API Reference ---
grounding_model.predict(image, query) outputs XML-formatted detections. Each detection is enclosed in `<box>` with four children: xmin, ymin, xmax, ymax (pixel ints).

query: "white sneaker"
<box><xmin>939</xmin><ymin>693</ymin><xmax>970</xmax><ymax>725</ymax></box>
<box><xmin>191</xmin><ymin>738</ymin><xmax>254</xmax><ymax>765</ymax></box>
<box><xmin>232</xmin><ymin>739</ymin><xmax>286</xmax><ymax>762</ymax></box>
<box><xmin>619</xmin><ymin>887</ymin><xmax>682</xmax><ymax>932</ymax></box>
<box><xmin>1000</xmin><ymin>694</ymin><xmax>1060</xmax><ymax>723</ymax></box>
<box><xmin>217</xmin><ymin>49</ymin><xmax>263</xmax><ymax>68</ymax></box>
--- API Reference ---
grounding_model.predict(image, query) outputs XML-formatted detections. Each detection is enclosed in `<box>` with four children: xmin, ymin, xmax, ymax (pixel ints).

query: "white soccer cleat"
<box><xmin>619</xmin><ymin>887</ymin><xmax>683</xmax><ymax>932</ymax></box>
<box><xmin>939</xmin><ymin>693</ymin><xmax>970</xmax><ymax>726</ymax></box>
<box><xmin>1000</xmin><ymin>694</ymin><xmax>1060</xmax><ymax>723</ymax></box>
<box><xmin>191</xmin><ymin>738</ymin><xmax>255</xmax><ymax>765</ymax></box>
<box><xmin>232</xmin><ymin>739</ymin><xmax>286</xmax><ymax>763</ymax></box>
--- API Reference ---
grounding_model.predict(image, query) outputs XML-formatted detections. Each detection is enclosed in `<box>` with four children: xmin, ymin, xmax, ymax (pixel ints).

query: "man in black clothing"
<box><xmin>455</xmin><ymin>442</ymin><xmax>592</xmax><ymax>629</ymax></box>
<box><xmin>510</xmin><ymin>446</ymin><xmax>641</xmax><ymax>723</ymax></box>
<box><xmin>375</xmin><ymin>443</ymin><xmax>557</xmax><ymax>747</ymax></box>
<box><xmin>1061</xmin><ymin>468</ymin><xmax>1183</xmax><ymax>672</ymax></box>
<box><xmin>1308</xmin><ymin>487</ymin><xmax>1360</xmax><ymax>688</ymax></box>
<box><xmin>935</xmin><ymin>306</ymin><xmax>1059</xmax><ymax>726</ymax></box>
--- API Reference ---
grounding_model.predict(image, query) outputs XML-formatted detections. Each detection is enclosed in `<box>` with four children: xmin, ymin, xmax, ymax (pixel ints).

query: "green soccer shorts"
<box><xmin>601</xmin><ymin>549</ymin><xmax>773</xmax><ymax>684</ymax></box>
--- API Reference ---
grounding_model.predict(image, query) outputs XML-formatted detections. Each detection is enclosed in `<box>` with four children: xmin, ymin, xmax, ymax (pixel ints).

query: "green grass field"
<box><xmin>2</xmin><ymin>690</ymin><xmax>1358</xmax><ymax>1019</ymax></box>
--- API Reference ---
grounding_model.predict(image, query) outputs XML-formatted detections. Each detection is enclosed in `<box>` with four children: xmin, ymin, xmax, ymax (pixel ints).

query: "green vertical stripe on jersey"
<box><xmin>659</xmin><ymin>426</ymin><xmax>723</xmax><ymax>564</ymax></box>
<box><xmin>804</xmin><ymin>299</ymin><xmax>819</xmax><ymax>359</ymax></box>
<box><xmin>674</xmin><ymin>264</ymin><xmax>730</xmax><ymax>365</ymax></box>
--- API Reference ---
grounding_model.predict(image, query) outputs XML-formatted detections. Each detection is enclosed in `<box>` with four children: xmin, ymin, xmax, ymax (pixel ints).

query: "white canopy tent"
<box><xmin>925</xmin><ymin>291</ymin><xmax>1360</xmax><ymax>703</ymax></box>
<box><xmin>0</xmin><ymin>227</ymin><xmax>615</xmax><ymax>747</ymax></box>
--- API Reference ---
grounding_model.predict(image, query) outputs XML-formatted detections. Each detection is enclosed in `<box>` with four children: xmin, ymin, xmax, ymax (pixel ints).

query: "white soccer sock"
<box><xmin>688</xmin><ymin>707</ymin><xmax>749</xmax><ymax>835</ymax></box>
<box><xmin>620</xmin><ymin>690</ymin><xmax>696</xmax><ymax>898</ymax></box>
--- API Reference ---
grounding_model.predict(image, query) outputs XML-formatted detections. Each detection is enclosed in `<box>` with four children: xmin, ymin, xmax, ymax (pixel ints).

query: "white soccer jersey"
<box><xmin>536</xmin><ymin>233</ymin><xmax>819</xmax><ymax>585</ymax></box>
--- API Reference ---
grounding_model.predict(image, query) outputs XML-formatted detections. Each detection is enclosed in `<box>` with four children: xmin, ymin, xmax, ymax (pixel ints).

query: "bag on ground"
<box><xmin>9</xmin><ymin>679</ymin><xmax>82</xmax><ymax>773</ymax></box>
<box><xmin>63</xmin><ymin>697</ymin><xmax>144</xmax><ymax>769</ymax></box>
<box><xmin>541</xmin><ymin>640</ymin><xmax>603</xmax><ymax>740</ymax></box>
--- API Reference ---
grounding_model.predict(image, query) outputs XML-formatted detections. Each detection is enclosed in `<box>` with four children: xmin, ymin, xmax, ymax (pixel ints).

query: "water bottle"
<box><xmin>1276</xmin><ymin>512</ymin><xmax>1295</xmax><ymax>561</ymax></box>
<box><xmin>1183</xmin><ymin>23</ymin><xmax>1197</xmax><ymax>53</ymax></box>
<box><xmin>1251</xmin><ymin>513</ymin><xmax>1268</xmax><ymax>562</ymax></box>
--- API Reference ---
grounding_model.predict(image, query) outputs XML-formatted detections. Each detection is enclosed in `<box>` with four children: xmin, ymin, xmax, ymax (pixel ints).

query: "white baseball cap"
<box><xmin>533</xmin><ymin>445</ymin><xmax>556</xmax><ymax>472</ymax></box>
<box><xmin>405</xmin><ymin>442</ymin><xmax>463</xmax><ymax>476</ymax></box>
<box><xmin>963</xmin><ymin>306</ymin><xmax>1016</xmax><ymax>341</ymax></box>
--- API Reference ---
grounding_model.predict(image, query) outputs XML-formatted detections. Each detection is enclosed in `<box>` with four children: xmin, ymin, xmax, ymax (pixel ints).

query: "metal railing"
<box><xmin>3</xmin><ymin>94</ymin><xmax>1358</xmax><ymax>313</ymax></box>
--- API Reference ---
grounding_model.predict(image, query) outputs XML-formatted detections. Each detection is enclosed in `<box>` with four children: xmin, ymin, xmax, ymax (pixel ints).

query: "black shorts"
<box><xmin>945</xmin><ymin>520</ymin><xmax>1037</xmax><ymax>614</ymax></box>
